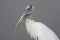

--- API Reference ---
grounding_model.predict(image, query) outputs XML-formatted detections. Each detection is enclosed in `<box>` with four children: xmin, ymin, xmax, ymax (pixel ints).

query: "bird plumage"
<box><xmin>25</xmin><ymin>18</ymin><xmax>59</xmax><ymax>40</ymax></box>
<box><xmin>15</xmin><ymin>5</ymin><xmax>59</xmax><ymax>40</ymax></box>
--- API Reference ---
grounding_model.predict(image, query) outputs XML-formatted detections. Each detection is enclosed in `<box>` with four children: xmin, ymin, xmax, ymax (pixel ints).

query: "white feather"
<box><xmin>25</xmin><ymin>18</ymin><xmax>59</xmax><ymax>40</ymax></box>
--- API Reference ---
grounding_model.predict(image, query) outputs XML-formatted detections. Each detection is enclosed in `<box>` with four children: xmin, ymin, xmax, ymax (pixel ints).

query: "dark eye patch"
<box><xmin>27</xmin><ymin>5</ymin><xmax>32</xmax><ymax>11</ymax></box>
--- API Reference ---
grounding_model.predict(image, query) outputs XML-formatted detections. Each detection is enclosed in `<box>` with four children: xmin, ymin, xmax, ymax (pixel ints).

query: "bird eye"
<box><xmin>25</xmin><ymin>5</ymin><xmax>32</xmax><ymax>16</ymax></box>
<box><xmin>25</xmin><ymin>5</ymin><xmax>32</xmax><ymax>11</ymax></box>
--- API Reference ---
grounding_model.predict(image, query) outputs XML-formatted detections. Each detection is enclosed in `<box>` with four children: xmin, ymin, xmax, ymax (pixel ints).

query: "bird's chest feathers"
<box><xmin>25</xmin><ymin>19</ymin><xmax>37</xmax><ymax>32</ymax></box>
<box><xmin>25</xmin><ymin>19</ymin><xmax>38</xmax><ymax>38</ymax></box>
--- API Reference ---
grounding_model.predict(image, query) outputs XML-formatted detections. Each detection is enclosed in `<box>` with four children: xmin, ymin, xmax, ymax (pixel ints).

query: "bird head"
<box><xmin>15</xmin><ymin>5</ymin><xmax>35</xmax><ymax>32</ymax></box>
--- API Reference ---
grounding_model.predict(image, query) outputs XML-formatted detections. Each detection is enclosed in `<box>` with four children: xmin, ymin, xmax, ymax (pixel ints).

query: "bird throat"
<box><xmin>27</xmin><ymin>10</ymin><xmax>35</xmax><ymax>20</ymax></box>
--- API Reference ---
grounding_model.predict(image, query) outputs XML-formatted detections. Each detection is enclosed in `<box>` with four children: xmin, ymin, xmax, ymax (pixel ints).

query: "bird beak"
<box><xmin>15</xmin><ymin>12</ymin><xmax>27</xmax><ymax>32</ymax></box>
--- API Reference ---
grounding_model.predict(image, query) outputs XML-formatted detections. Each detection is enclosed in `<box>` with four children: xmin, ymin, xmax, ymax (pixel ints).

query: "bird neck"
<box><xmin>29</xmin><ymin>14</ymin><xmax>34</xmax><ymax>20</ymax></box>
<box><xmin>25</xmin><ymin>18</ymin><xmax>35</xmax><ymax>26</ymax></box>
<box><xmin>27</xmin><ymin>10</ymin><xmax>35</xmax><ymax>20</ymax></box>
<box><xmin>25</xmin><ymin>18</ymin><xmax>31</xmax><ymax>27</ymax></box>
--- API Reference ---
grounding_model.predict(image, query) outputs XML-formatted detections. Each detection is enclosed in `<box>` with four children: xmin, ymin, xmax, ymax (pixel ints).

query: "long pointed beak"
<box><xmin>15</xmin><ymin>12</ymin><xmax>26</xmax><ymax>32</ymax></box>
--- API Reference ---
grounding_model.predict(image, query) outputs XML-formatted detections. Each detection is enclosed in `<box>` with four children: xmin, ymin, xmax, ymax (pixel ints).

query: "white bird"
<box><xmin>15</xmin><ymin>5</ymin><xmax>59</xmax><ymax>40</ymax></box>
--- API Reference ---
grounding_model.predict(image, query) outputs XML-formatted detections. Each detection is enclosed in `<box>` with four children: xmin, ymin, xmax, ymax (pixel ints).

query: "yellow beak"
<box><xmin>15</xmin><ymin>13</ymin><xmax>26</xmax><ymax>32</ymax></box>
